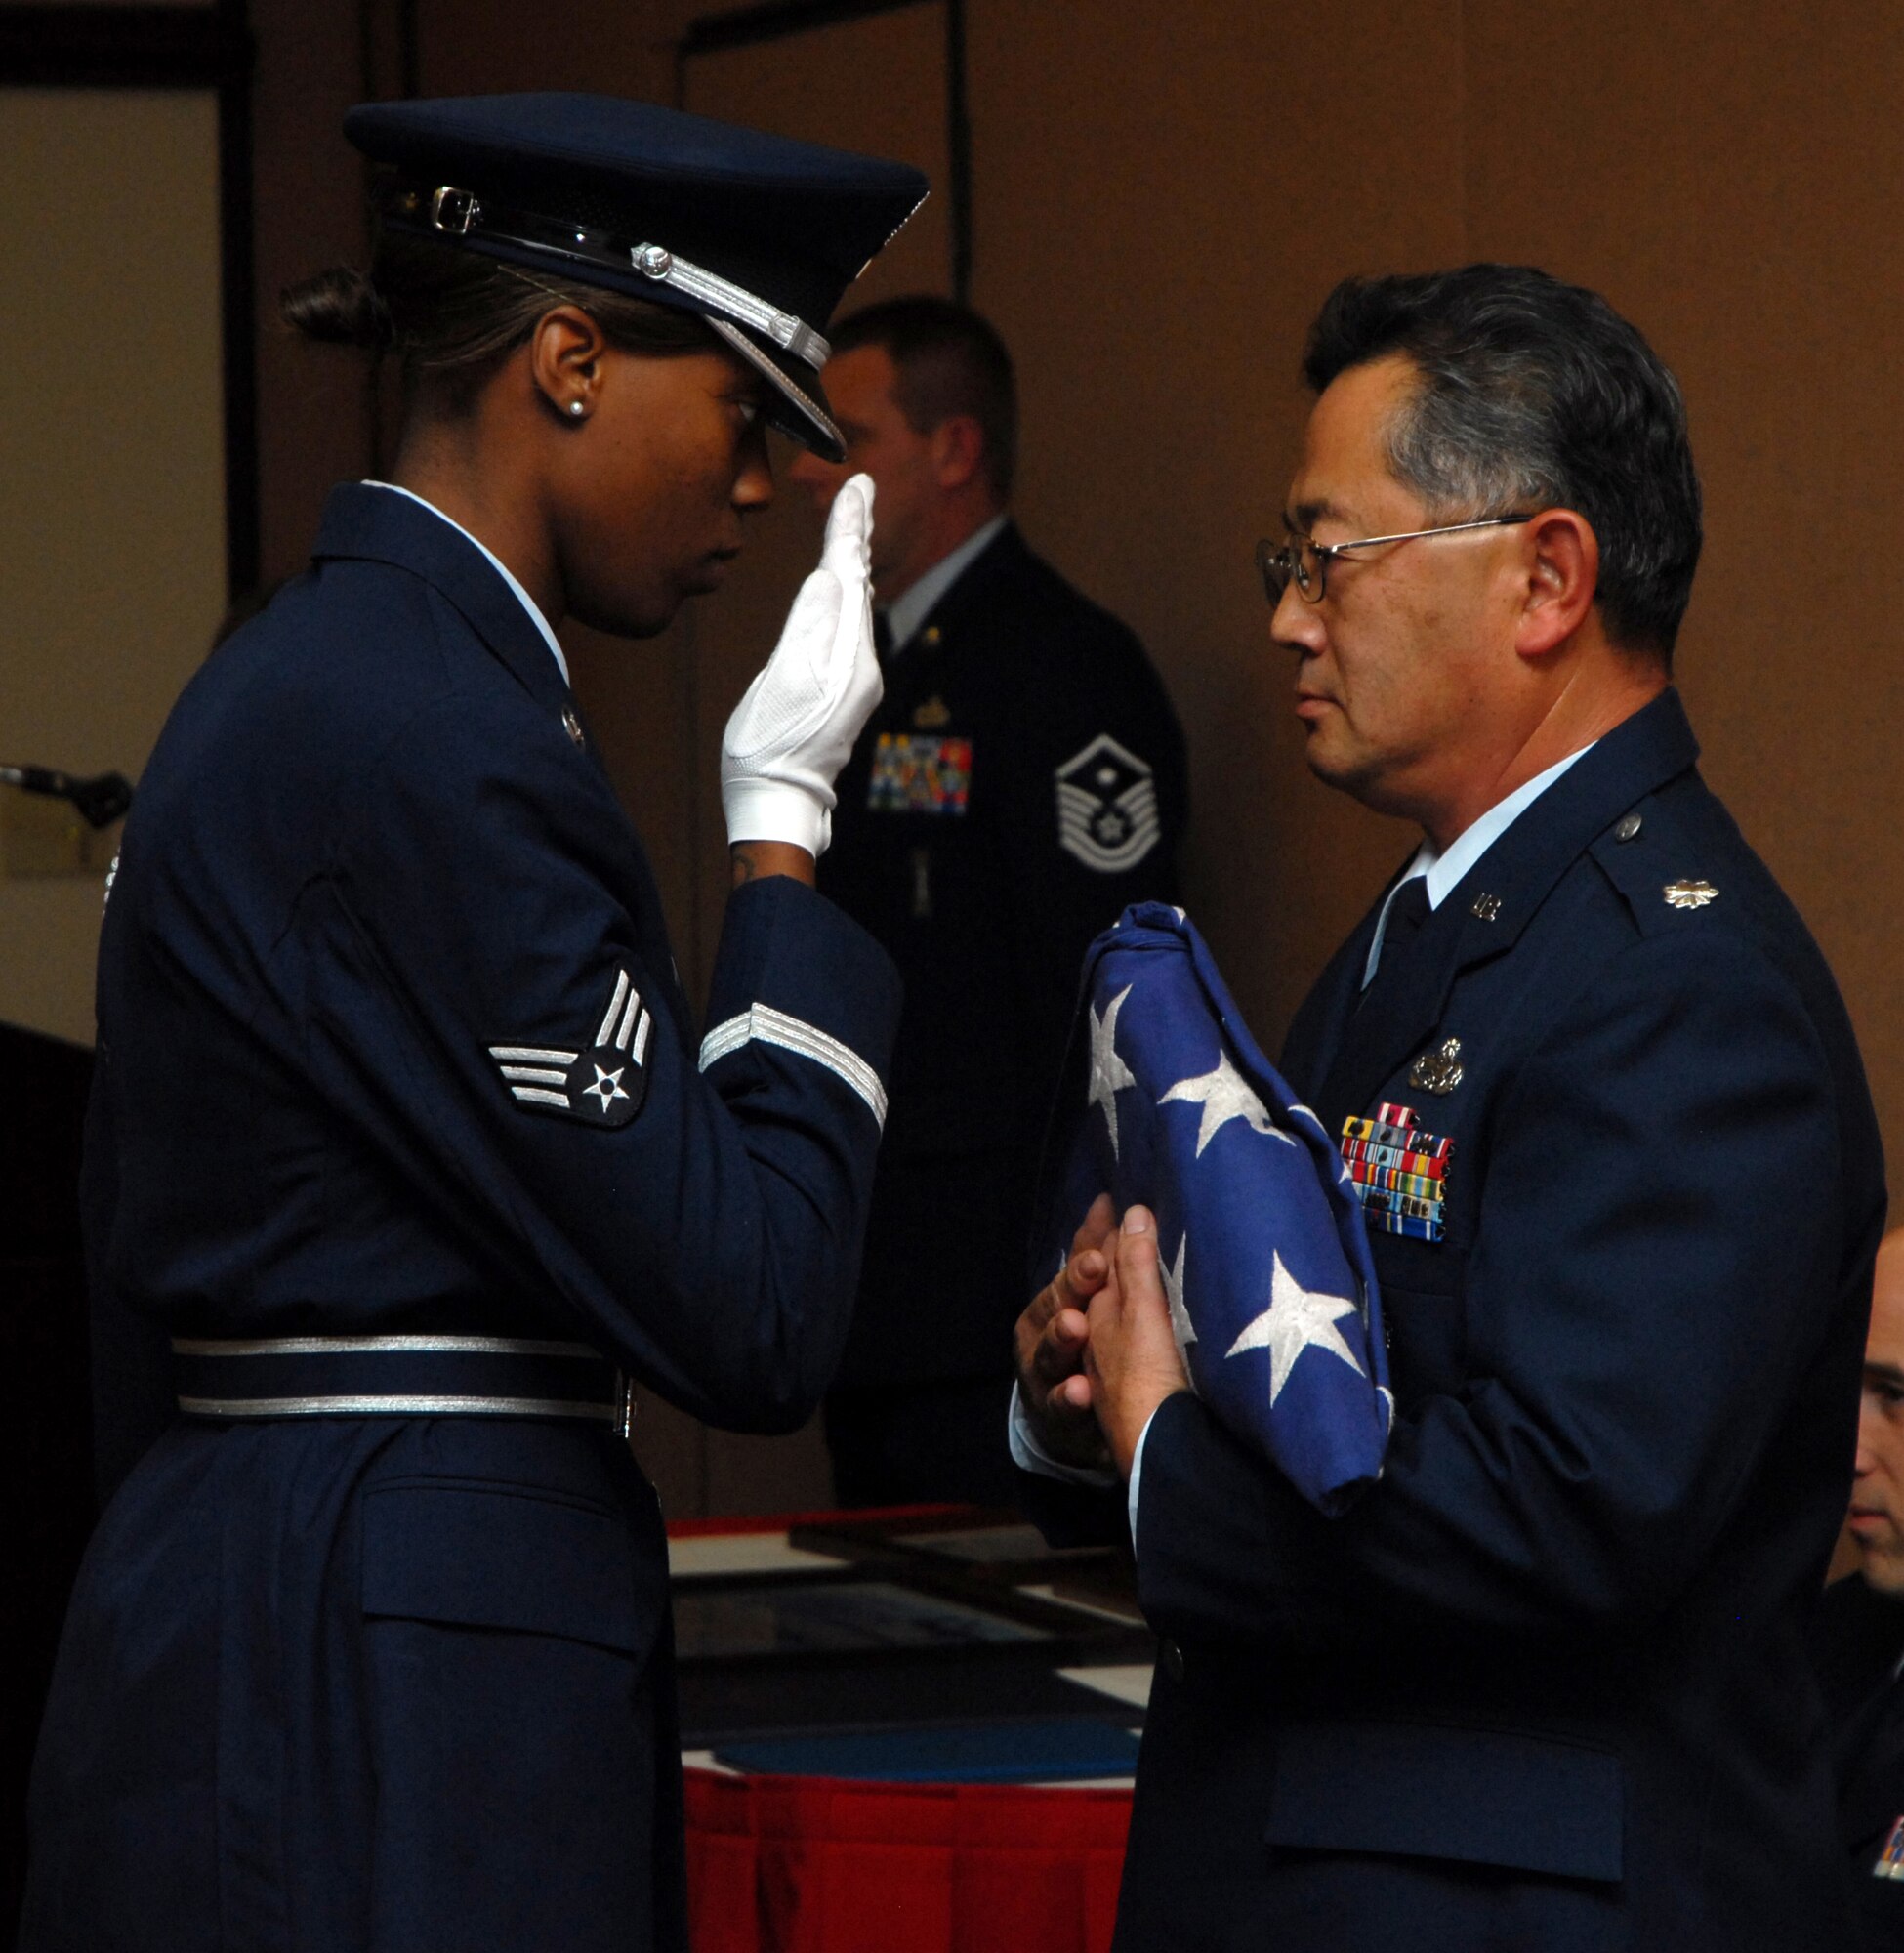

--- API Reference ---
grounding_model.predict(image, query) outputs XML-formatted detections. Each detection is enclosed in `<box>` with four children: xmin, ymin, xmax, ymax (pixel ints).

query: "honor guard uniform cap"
<box><xmin>344</xmin><ymin>93</ymin><xmax>930</xmax><ymax>461</ymax></box>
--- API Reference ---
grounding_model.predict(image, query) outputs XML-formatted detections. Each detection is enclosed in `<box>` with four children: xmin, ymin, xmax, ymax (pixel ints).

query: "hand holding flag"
<box><xmin>1078</xmin><ymin>1203</ymin><xmax>1193</xmax><ymax>1477</ymax></box>
<box><xmin>1032</xmin><ymin>903</ymin><xmax>1392</xmax><ymax>1515</ymax></box>
<box><xmin>1014</xmin><ymin>1194</ymin><xmax>1118</xmax><ymax>1472</ymax></box>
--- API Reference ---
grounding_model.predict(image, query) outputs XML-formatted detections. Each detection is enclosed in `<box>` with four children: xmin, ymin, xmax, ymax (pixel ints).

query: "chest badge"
<box><xmin>868</xmin><ymin>733</ymin><xmax>972</xmax><ymax>815</ymax></box>
<box><xmin>1407</xmin><ymin>1036</ymin><xmax>1465</xmax><ymax>1096</ymax></box>
<box><xmin>1874</xmin><ymin>1816</ymin><xmax>1904</xmax><ymax>1881</ymax></box>
<box><xmin>1663</xmin><ymin>879</ymin><xmax>1718</xmax><ymax>910</ymax></box>
<box><xmin>1340</xmin><ymin>1102</ymin><xmax>1453</xmax><ymax>1242</ymax></box>
<box><xmin>912</xmin><ymin>693</ymin><xmax>952</xmax><ymax>729</ymax></box>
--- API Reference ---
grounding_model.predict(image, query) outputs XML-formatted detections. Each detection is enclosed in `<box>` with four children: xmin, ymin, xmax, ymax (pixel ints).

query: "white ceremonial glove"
<box><xmin>720</xmin><ymin>473</ymin><xmax>882</xmax><ymax>857</ymax></box>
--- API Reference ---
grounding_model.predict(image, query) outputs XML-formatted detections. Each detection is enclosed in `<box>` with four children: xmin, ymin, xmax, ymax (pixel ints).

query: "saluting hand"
<box><xmin>720</xmin><ymin>472</ymin><xmax>882</xmax><ymax>859</ymax></box>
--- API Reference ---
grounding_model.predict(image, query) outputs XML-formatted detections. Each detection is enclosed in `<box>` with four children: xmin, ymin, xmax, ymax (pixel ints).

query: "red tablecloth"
<box><xmin>683</xmin><ymin>1767</ymin><xmax>1132</xmax><ymax>1953</ymax></box>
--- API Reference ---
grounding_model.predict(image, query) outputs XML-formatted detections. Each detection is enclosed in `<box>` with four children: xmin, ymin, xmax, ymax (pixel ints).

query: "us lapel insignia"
<box><xmin>1407</xmin><ymin>1036</ymin><xmax>1464</xmax><ymax>1096</ymax></box>
<box><xmin>912</xmin><ymin>694</ymin><xmax>952</xmax><ymax>729</ymax></box>
<box><xmin>1470</xmin><ymin>893</ymin><xmax>1502</xmax><ymax>921</ymax></box>
<box><xmin>488</xmin><ymin>966</ymin><xmax>652</xmax><ymax>1129</ymax></box>
<box><xmin>1663</xmin><ymin>879</ymin><xmax>1718</xmax><ymax>910</ymax></box>
<box><xmin>561</xmin><ymin>708</ymin><xmax>586</xmax><ymax>751</ymax></box>
<box><xmin>1340</xmin><ymin>1101</ymin><xmax>1453</xmax><ymax>1241</ymax></box>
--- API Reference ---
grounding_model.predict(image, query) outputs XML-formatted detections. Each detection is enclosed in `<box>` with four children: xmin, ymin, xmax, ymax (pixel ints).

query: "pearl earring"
<box><xmin>568</xmin><ymin>400</ymin><xmax>586</xmax><ymax>418</ymax></box>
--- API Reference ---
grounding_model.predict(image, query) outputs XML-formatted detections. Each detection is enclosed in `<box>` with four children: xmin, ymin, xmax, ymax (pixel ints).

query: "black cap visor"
<box><xmin>704</xmin><ymin>316</ymin><xmax>844</xmax><ymax>461</ymax></box>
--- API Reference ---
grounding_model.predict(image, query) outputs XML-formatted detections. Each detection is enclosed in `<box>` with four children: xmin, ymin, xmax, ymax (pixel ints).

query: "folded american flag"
<box><xmin>1035</xmin><ymin>902</ymin><xmax>1391</xmax><ymax>1515</ymax></box>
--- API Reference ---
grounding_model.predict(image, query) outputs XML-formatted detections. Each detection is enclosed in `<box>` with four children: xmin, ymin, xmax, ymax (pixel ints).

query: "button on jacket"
<box><xmin>21</xmin><ymin>485</ymin><xmax>900</xmax><ymax>1953</ymax></box>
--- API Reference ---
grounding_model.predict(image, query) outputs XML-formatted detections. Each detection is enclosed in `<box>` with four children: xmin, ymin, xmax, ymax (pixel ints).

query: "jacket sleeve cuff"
<box><xmin>700</xmin><ymin>874</ymin><xmax>902</xmax><ymax>1131</ymax></box>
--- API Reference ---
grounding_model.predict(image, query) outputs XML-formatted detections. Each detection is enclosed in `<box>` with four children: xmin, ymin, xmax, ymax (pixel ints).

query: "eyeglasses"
<box><xmin>1257</xmin><ymin>514</ymin><xmax>1535</xmax><ymax>606</ymax></box>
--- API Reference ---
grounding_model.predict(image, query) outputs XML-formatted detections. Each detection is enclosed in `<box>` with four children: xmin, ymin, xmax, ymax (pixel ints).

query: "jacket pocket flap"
<box><xmin>361</xmin><ymin>1483</ymin><xmax>649</xmax><ymax>1657</ymax></box>
<box><xmin>1265</xmin><ymin>1721</ymin><xmax>1623</xmax><ymax>1883</ymax></box>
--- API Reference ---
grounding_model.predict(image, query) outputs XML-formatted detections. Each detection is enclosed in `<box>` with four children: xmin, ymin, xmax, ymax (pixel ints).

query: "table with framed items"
<box><xmin>671</xmin><ymin>1506</ymin><xmax>1153</xmax><ymax>1953</ymax></box>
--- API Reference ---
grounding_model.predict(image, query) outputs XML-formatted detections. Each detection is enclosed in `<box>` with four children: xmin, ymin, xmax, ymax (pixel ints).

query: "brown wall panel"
<box><xmin>250</xmin><ymin>0</ymin><xmax>380</xmax><ymax>582</ymax></box>
<box><xmin>1461</xmin><ymin>0</ymin><xmax>1904</xmax><ymax>1160</ymax></box>
<box><xmin>966</xmin><ymin>0</ymin><xmax>1463</xmax><ymax>1047</ymax></box>
<box><xmin>413</xmin><ymin>0</ymin><xmax>671</xmax><ymax>97</ymax></box>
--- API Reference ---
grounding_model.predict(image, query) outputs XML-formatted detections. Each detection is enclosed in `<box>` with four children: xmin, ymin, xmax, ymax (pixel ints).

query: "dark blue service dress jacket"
<box><xmin>1808</xmin><ymin>1572</ymin><xmax>1904</xmax><ymax>1946</ymax></box>
<box><xmin>20</xmin><ymin>484</ymin><xmax>900</xmax><ymax>1953</ymax></box>
<box><xmin>1027</xmin><ymin>690</ymin><xmax>1885</xmax><ymax>1953</ymax></box>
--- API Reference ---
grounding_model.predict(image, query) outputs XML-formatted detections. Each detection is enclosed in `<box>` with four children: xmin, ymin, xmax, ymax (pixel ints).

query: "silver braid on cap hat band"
<box><xmin>381</xmin><ymin>185</ymin><xmax>834</xmax><ymax>378</ymax></box>
<box><xmin>630</xmin><ymin>243</ymin><xmax>830</xmax><ymax>371</ymax></box>
<box><xmin>702</xmin><ymin>316</ymin><xmax>843</xmax><ymax>453</ymax></box>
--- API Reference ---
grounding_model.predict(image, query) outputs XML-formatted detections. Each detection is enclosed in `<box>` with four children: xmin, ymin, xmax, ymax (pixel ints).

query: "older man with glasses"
<box><xmin>1014</xmin><ymin>264</ymin><xmax>1885</xmax><ymax>1952</ymax></box>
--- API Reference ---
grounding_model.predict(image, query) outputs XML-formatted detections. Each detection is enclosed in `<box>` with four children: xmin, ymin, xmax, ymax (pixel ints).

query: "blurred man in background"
<box><xmin>789</xmin><ymin>296</ymin><xmax>1187</xmax><ymax>1506</ymax></box>
<box><xmin>1813</xmin><ymin>1228</ymin><xmax>1904</xmax><ymax>1943</ymax></box>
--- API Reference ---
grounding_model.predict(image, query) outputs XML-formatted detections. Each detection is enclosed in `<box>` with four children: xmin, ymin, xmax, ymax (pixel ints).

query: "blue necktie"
<box><xmin>1364</xmin><ymin>877</ymin><xmax>1431</xmax><ymax>994</ymax></box>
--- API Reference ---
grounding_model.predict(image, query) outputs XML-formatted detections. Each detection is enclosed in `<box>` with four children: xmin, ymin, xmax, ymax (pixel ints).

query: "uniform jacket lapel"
<box><xmin>913</xmin><ymin>521</ymin><xmax>1025</xmax><ymax>647</ymax></box>
<box><xmin>1281</xmin><ymin>897</ymin><xmax>1387</xmax><ymax>1101</ymax></box>
<box><xmin>1838</xmin><ymin>1680</ymin><xmax>1904</xmax><ymax>1850</ymax></box>
<box><xmin>1307</xmin><ymin>689</ymin><xmax>1702</xmax><ymax>1124</ymax></box>
<box><xmin>310</xmin><ymin>484</ymin><xmax>574</xmax><ymax>719</ymax></box>
<box><xmin>1815</xmin><ymin>1580</ymin><xmax>1904</xmax><ymax>1850</ymax></box>
<box><xmin>869</xmin><ymin>523</ymin><xmax>1019</xmax><ymax>719</ymax></box>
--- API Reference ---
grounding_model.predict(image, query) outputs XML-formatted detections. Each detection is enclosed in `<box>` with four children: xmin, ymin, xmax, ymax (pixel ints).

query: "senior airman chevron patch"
<box><xmin>489</xmin><ymin>966</ymin><xmax>651</xmax><ymax>1128</ymax></box>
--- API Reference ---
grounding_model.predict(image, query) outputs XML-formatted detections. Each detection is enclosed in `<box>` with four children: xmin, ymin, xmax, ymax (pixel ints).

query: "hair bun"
<box><xmin>279</xmin><ymin>266</ymin><xmax>394</xmax><ymax>349</ymax></box>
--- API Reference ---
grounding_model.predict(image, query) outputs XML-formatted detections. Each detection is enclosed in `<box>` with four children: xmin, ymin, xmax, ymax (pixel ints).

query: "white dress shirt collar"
<box><xmin>363</xmin><ymin>480</ymin><xmax>571</xmax><ymax>689</ymax></box>
<box><xmin>881</xmin><ymin>512</ymin><xmax>1010</xmax><ymax>656</ymax></box>
<box><xmin>1361</xmin><ymin>741</ymin><xmax>1596</xmax><ymax>989</ymax></box>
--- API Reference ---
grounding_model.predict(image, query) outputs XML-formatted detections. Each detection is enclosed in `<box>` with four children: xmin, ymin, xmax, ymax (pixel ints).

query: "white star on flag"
<box><xmin>1087</xmin><ymin>983</ymin><xmax>1138</xmax><ymax>1157</ymax></box>
<box><xmin>1161</xmin><ymin>1232</ymin><xmax>1197</xmax><ymax>1358</ymax></box>
<box><xmin>1160</xmin><ymin>1048</ymin><xmax>1295</xmax><ymax>1156</ymax></box>
<box><xmin>1223</xmin><ymin>1250</ymin><xmax>1365</xmax><ymax>1405</ymax></box>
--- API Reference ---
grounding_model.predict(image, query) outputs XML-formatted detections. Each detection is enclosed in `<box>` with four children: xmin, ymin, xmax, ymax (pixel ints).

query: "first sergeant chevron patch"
<box><xmin>489</xmin><ymin>967</ymin><xmax>652</xmax><ymax>1129</ymax></box>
